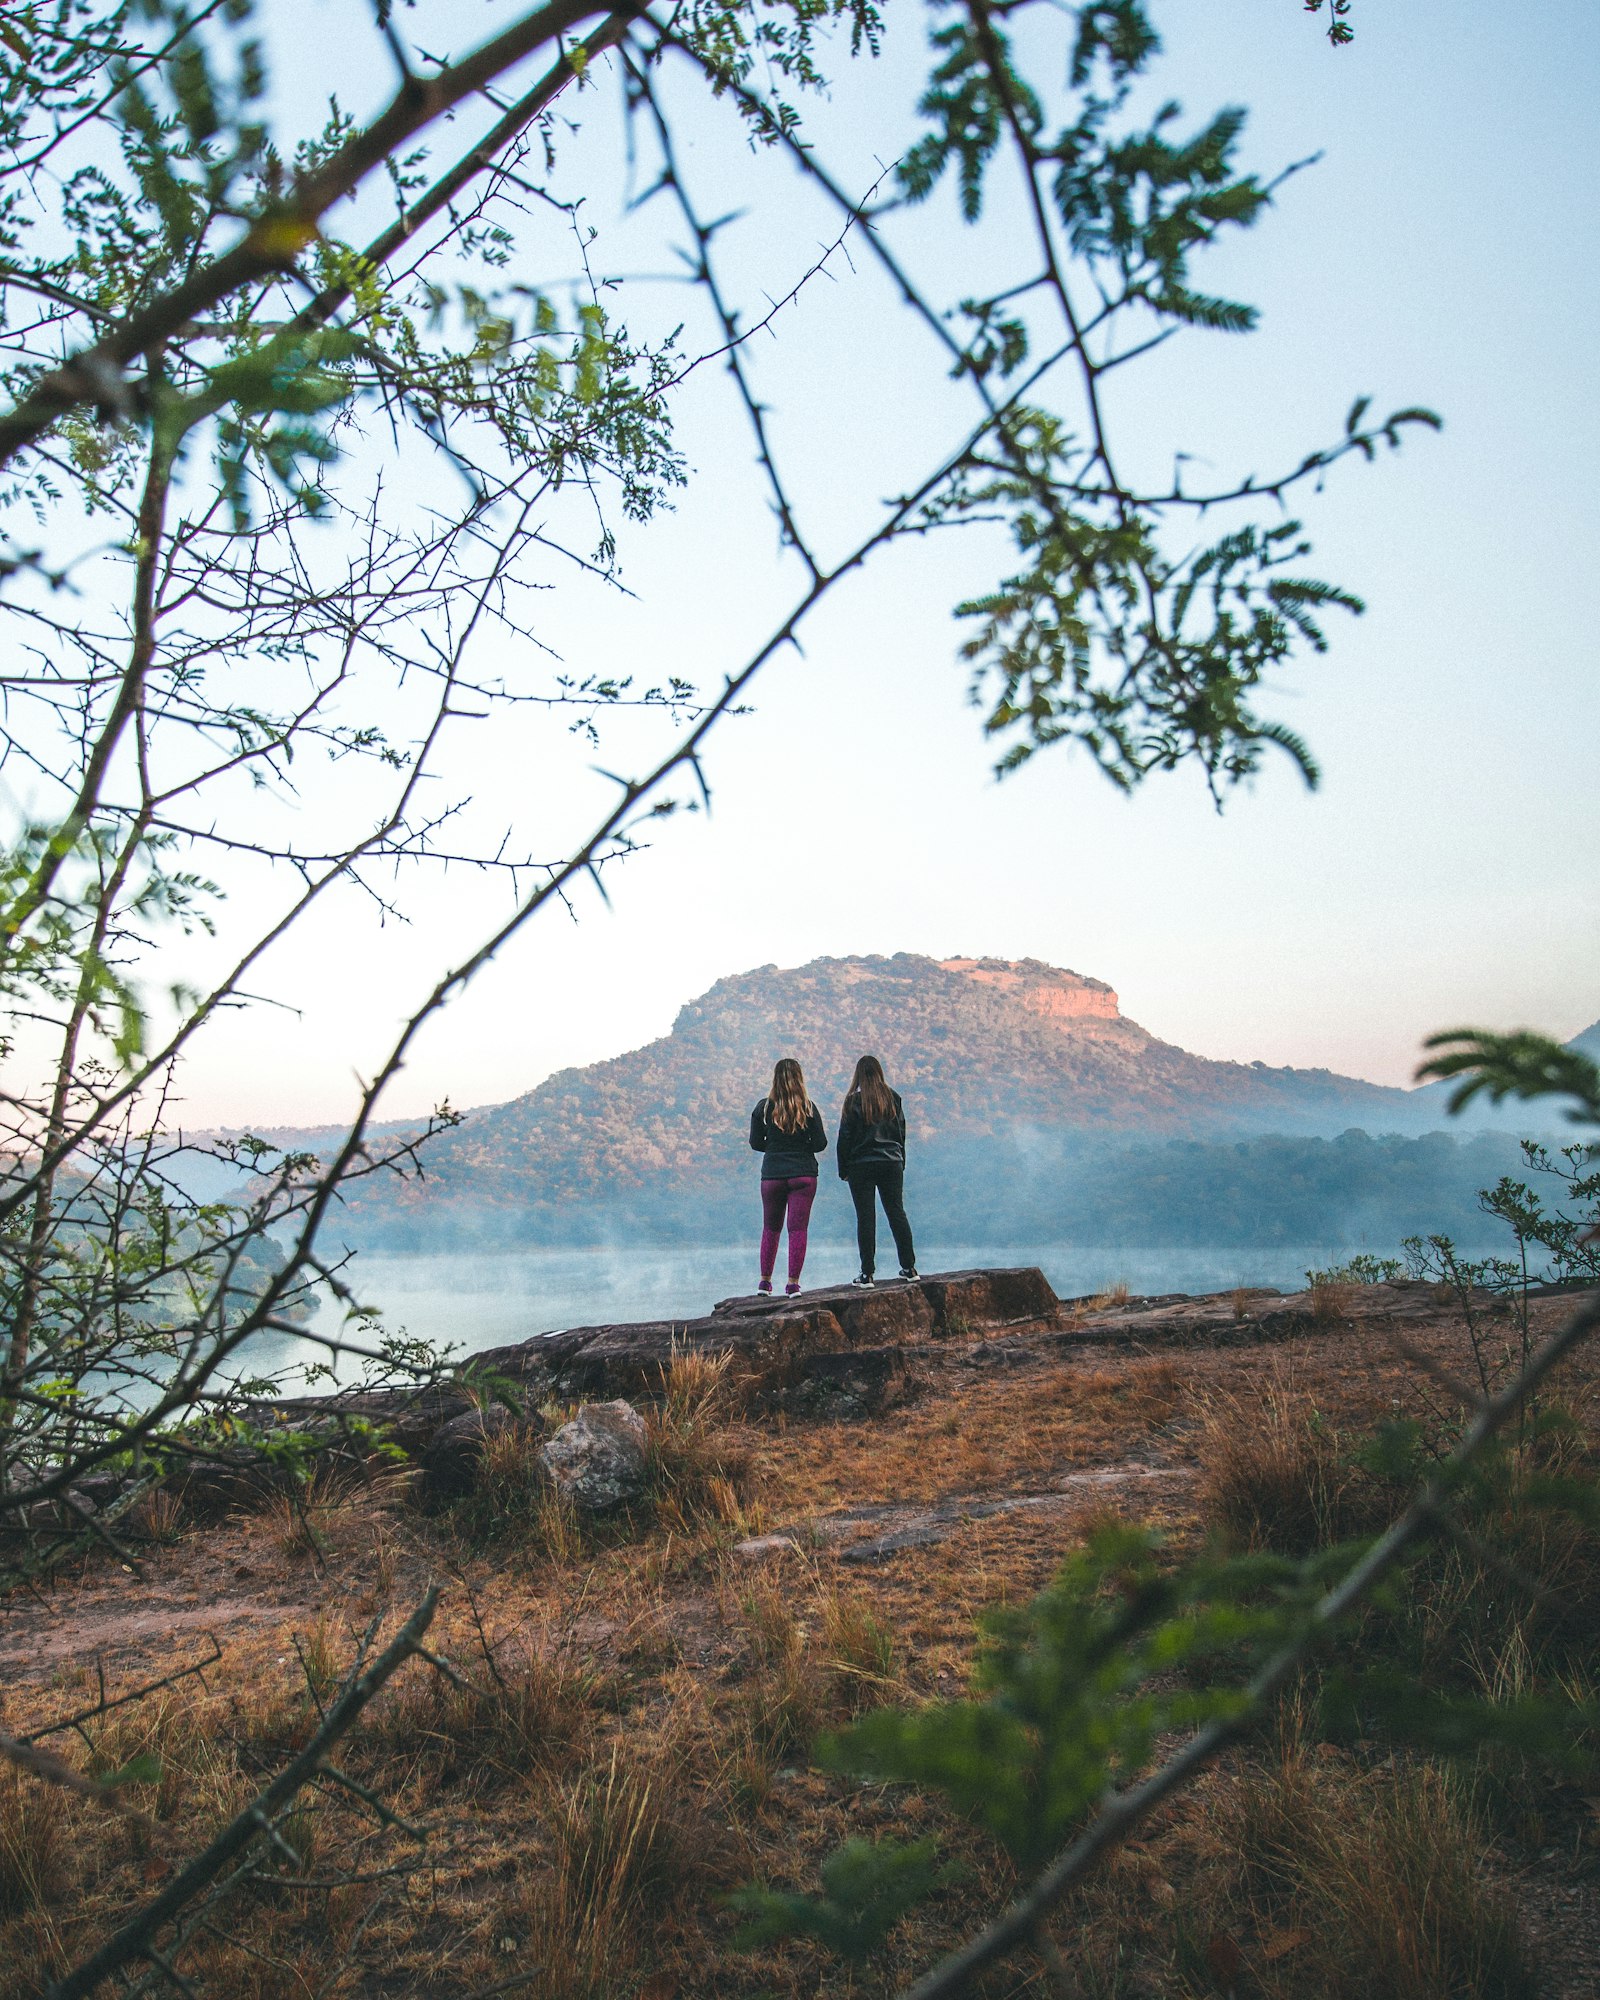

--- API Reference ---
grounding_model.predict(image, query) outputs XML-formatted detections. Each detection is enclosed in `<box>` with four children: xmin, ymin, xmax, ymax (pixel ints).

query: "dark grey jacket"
<box><xmin>749</xmin><ymin>1098</ymin><xmax>828</xmax><ymax>1180</ymax></box>
<box><xmin>836</xmin><ymin>1090</ymin><xmax>907</xmax><ymax>1179</ymax></box>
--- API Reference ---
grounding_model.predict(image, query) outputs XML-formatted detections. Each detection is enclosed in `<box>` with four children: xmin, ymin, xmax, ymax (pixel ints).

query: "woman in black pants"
<box><xmin>836</xmin><ymin>1054</ymin><xmax>917</xmax><ymax>1287</ymax></box>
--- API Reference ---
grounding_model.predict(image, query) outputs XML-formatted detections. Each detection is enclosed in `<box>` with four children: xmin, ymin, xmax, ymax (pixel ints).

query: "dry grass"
<box><xmin>734</xmin><ymin>1578</ymin><xmax>828</xmax><ymax>1771</ymax></box>
<box><xmin>437</xmin><ymin>1422</ymin><xmax>591</xmax><ymax>1562</ymax></box>
<box><xmin>0</xmin><ymin>1768</ymin><xmax>70</xmax><ymax>1919</ymax></box>
<box><xmin>517</xmin><ymin>1740</ymin><xmax>721</xmax><ymax>2000</ymax></box>
<box><xmin>365</xmin><ymin>1632</ymin><xmax>603</xmax><ymax>1794</ymax></box>
<box><xmin>820</xmin><ymin>1587</ymin><xmax>901</xmax><ymax>1709</ymax></box>
<box><xmin>126</xmin><ymin>1482</ymin><xmax>186</xmax><ymax>1546</ymax></box>
<box><xmin>257</xmin><ymin>1460</ymin><xmax>364</xmax><ymax>1563</ymax></box>
<box><xmin>1202</xmin><ymin>1729</ymin><xmax>1536</xmax><ymax>1999</ymax></box>
<box><xmin>1194</xmin><ymin>1367</ymin><xmax>1389</xmax><ymax>1556</ymax></box>
<box><xmin>647</xmin><ymin>1343</ymin><xmax>761</xmax><ymax>1533</ymax></box>
<box><xmin>4</xmin><ymin>1299</ymin><xmax>1591</xmax><ymax>2000</ymax></box>
<box><xmin>1051</xmin><ymin>1357</ymin><xmax>1183</xmax><ymax>1428</ymax></box>
<box><xmin>1042</xmin><ymin>1719</ymin><xmax>1537</xmax><ymax>2000</ymax></box>
<box><xmin>1308</xmin><ymin>1275</ymin><xmax>1358</xmax><ymax>1323</ymax></box>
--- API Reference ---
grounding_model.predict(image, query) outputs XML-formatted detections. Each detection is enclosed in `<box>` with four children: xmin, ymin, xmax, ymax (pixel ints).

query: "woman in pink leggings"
<box><xmin>747</xmin><ymin>1057</ymin><xmax>828</xmax><ymax>1295</ymax></box>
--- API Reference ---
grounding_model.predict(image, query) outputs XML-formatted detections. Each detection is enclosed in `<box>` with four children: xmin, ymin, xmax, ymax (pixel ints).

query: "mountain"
<box><xmin>338</xmin><ymin>953</ymin><xmax>1452</xmax><ymax>1240</ymax></box>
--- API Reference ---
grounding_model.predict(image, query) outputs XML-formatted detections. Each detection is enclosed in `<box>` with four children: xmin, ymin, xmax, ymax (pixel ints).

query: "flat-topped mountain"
<box><xmin>342</xmin><ymin>953</ymin><xmax>1433</xmax><ymax>1235</ymax></box>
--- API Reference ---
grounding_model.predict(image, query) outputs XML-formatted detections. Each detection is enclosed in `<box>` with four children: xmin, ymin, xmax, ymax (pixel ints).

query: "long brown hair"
<box><xmin>845</xmin><ymin>1054</ymin><xmax>893</xmax><ymax>1125</ymax></box>
<box><xmin>767</xmin><ymin>1058</ymin><xmax>812</xmax><ymax>1134</ymax></box>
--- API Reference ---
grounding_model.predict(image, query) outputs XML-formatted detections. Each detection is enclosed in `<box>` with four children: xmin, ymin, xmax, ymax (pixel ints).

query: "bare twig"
<box><xmin>45</xmin><ymin>1587</ymin><xmax>443</xmax><ymax>2000</ymax></box>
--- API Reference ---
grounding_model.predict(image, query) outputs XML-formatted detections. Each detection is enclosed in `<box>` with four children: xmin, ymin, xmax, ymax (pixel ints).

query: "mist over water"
<box><xmin>281</xmin><ymin>1239</ymin><xmax>1406</xmax><ymax>1377</ymax></box>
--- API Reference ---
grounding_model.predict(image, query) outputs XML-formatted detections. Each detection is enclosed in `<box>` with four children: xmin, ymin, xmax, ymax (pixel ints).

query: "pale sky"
<box><xmin>124</xmin><ymin>0</ymin><xmax>1600</xmax><ymax>1129</ymax></box>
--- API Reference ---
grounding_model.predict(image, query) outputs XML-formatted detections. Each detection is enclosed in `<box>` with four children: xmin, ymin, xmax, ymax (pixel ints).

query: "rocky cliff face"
<box><xmin>940</xmin><ymin>957</ymin><xmax>1121</xmax><ymax>1024</ymax></box>
<box><xmin>346</xmin><ymin>953</ymin><xmax>1420</xmax><ymax>1225</ymax></box>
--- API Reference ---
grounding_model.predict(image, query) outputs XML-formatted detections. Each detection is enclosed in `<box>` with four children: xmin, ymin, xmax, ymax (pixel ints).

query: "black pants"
<box><xmin>847</xmin><ymin>1163</ymin><xmax>915</xmax><ymax>1278</ymax></box>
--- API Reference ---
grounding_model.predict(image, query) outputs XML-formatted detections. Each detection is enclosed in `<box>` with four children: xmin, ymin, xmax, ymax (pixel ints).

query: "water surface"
<box><xmin>289</xmin><ymin>1240</ymin><xmax>1396</xmax><ymax>1378</ymax></box>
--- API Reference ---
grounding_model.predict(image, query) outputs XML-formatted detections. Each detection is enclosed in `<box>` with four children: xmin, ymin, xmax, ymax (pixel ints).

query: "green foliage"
<box><xmin>729</xmin><ymin>1835</ymin><xmax>961</xmax><ymax>1963</ymax></box>
<box><xmin>889</xmin><ymin>0</ymin><xmax>1440</xmax><ymax>794</ymax></box>
<box><xmin>818</xmin><ymin>1523</ymin><xmax>1310</xmax><ymax>1870</ymax></box>
<box><xmin>1303</xmin><ymin>0</ymin><xmax>1356</xmax><ymax>48</ymax></box>
<box><xmin>1420</xmin><ymin>1028</ymin><xmax>1600</xmax><ymax>1130</ymax></box>
<box><xmin>1306</xmin><ymin>1254</ymin><xmax>1404</xmax><ymax>1286</ymax></box>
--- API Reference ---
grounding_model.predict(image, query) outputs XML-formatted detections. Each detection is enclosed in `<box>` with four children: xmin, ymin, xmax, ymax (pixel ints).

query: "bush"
<box><xmin>1195</xmin><ymin>1374</ymin><xmax>1395</xmax><ymax>1556</ymax></box>
<box><xmin>1195</xmin><ymin>1732</ymin><xmax>1537</xmax><ymax>2000</ymax></box>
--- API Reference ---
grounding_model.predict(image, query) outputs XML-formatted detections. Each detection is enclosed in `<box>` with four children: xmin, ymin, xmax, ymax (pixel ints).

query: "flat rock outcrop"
<box><xmin>125</xmin><ymin>1270</ymin><xmax>1557</xmax><ymax>1519</ymax></box>
<box><xmin>1054</xmin><ymin>1278</ymin><xmax>1497</xmax><ymax>1351</ymax></box>
<box><xmin>469</xmin><ymin>1265</ymin><xmax>1062</xmax><ymax>1408</ymax></box>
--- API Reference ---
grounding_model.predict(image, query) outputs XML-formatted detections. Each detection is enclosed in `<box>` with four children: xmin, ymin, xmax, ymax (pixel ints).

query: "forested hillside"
<box><xmin>332</xmin><ymin>955</ymin><xmax>1546</xmax><ymax>1247</ymax></box>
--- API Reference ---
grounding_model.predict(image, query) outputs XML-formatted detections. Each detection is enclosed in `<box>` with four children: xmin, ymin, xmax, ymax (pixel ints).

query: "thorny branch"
<box><xmin>44</xmin><ymin>1588</ymin><xmax>445</xmax><ymax>2000</ymax></box>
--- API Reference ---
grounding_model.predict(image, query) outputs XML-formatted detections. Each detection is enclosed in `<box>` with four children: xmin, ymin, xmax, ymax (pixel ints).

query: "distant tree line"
<box><xmin>345</xmin><ymin>1127</ymin><xmax>1534</xmax><ymax>1253</ymax></box>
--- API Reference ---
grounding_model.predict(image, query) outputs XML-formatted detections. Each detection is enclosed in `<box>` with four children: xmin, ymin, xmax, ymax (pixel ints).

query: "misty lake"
<box><xmin>283</xmin><ymin>1239</ymin><xmax>1408</xmax><ymax>1380</ymax></box>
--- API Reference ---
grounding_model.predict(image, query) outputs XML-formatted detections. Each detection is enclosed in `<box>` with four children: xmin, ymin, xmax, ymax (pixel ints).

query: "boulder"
<box><xmin>418</xmin><ymin>1405</ymin><xmax>526</xmax><ymax>1506</ymax></box>
<box><xmin>768</xmin><ymin>1345</ymin><xmax>919</xmax><ymax>1420</ymax></box>
<box><xmin>540</xmin><ymin>1400</ymin><xmax>650</xmax><ymax>1512</ymax></box>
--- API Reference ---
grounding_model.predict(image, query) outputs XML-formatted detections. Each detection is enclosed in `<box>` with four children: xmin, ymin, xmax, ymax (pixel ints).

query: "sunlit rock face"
<box><xmin>940</xmin><ymin>957</ymin><xmax>1121</xmax><ymax>1024</ymax></box>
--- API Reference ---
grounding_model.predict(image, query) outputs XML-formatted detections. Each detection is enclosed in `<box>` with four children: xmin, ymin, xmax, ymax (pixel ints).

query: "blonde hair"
<box><xmin>767</xmin><ymin>1058</ymin><xmax>811</xmax><ymax>1135</ymax></box>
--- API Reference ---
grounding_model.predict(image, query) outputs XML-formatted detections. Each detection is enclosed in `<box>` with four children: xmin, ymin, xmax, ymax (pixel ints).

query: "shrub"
<box><xmin>1195</xmin><ymin>1374</ymin><xmax>1392</xmax><ymax>1556</ymax></box>
<box><xmin>646</xmin><ymin>1343</ymin><xmax>758</xmax><ymax>1532</ymax></box>
<box><xmin>1198</xmin><ymin>1734</ymin><xmax>1537</xmax><ymax>2000</ymax></box>
<box><xmin>1304</xmin><ymin>1255</ymin><xmax>1404</xmax><ymax>1287</ymax></box>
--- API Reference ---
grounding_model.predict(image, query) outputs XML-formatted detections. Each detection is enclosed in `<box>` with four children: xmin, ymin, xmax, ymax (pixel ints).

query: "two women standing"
<box><xmin>748</xmin><ymin>1053</ymin><xmax>917</xmax><ymax>1294</ymax></box>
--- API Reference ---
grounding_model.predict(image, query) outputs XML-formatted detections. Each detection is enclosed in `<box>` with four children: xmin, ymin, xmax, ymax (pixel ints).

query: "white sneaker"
<box><xmin>850</xmin><ymin>1274</ymin><xmax>876</xmax><ymax>1288</ymax></box>
<box><xmin>898</xmin><ymin>1267</ymin><xmax>919</xmax><ymax>1281</ymax></box>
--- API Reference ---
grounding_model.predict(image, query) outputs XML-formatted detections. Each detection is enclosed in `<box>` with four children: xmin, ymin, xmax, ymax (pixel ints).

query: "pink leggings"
<box><xmin>759</xmin><ymin>1175</ymin><xmax>817</xmax><ymax>1285</ymax></box>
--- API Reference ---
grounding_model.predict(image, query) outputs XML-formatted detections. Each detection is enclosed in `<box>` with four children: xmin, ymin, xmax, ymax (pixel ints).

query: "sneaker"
<box><xmin>850</xmin><ymin>1274</ymin><xmax>876</xmax><ymax>1289</ymax></box>
<box><xmin>784</xmin><ymin>1281</ymin><xmax>803</xmax><ymax>1296</ymax></box>
<box><xmin>898</xmin><ymin>1267</ymin><xmax>919</xmax><ymax>1282</ymax></box>
<box><xmin>757</xmin><ymin>1278</ymin><xmax>773</xmax><ymax>1296</ymax></box>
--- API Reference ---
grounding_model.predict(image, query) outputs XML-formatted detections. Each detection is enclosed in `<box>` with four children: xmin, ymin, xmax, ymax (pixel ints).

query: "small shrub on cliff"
<box><xmin>646</xmin><ymin>1344</ymin><xmax>758</xmax><ymax>1532</ymax></box>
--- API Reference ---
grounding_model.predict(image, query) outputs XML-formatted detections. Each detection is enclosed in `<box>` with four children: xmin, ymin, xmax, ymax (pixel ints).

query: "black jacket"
<box><xmin>836</xmin><ymin>1090</ymin><xmax>906</xmax><ymax>1179</ymax></box>
<box><xmin>749</xmin><ymin>1099</ymin><xmax>828</xmax><ymax>1180</ymax></box>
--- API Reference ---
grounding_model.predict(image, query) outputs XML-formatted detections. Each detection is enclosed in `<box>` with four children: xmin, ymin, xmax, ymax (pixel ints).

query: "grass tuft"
<box><xmin>366</xmin><ymin>1631</ymin><xmax>602</xmax><ymax>1794</ymax></box>
<box><xmin>1211</xmin><ymin>1730</ymin><xmax>1537</xmax><ymax>2000</ymax></box>
<box><xmin>520</xmin><ymin>1744</ymin><xmax>706</xmax><ymax>1999</ymax></box>
<box><xmin>0</xmin><ymin>1768</ymin><xmax>70</xmax><ymax>1918</ymax></box>
<box><xmin>1195</xmin><ymin>1371</ymin><xmax>1383</xmax><ymax>1556</ymax></box>
<box><xmin>821</xmin><ymin>1588</ymin><xmax>901</xmax><ymax>1710</ymax></box>
<box><xmin>648</xmin><ymin>1342</ymin><xmax>759</xmax><ymax>1532</ymax></box>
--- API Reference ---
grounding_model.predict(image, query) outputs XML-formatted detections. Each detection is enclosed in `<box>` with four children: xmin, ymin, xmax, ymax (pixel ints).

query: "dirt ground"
<box><xmin>4</xmin><ymin>1284</ymin><xmax>1599</xmax><ymax>2000</ymax></box>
